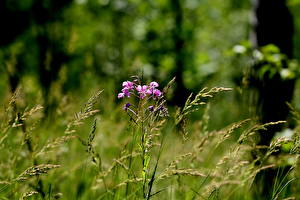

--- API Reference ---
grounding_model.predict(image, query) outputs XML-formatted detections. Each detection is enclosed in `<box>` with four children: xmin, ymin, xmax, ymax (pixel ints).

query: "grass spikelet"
<box><xmin>264</xmin><ymin>137</ymin><xmax>293</xmax><ymax>159</ymax></box>
<box><xmin>175</xmin><ymin>87</ymin><xmax>232</xmax><ymax>138</ymax></box>
<box><xmin>0</xmin><ymin>181</ymin><xmax>10</xmax><ymax>185</ymax></box>
<box><xmin>158</xmin><ymin>168</ymin><xmax>206</xmax><ymax>180</ymax></box>
<box><xmin>8</xmin><ymin>88</ymin><xmax>21</xmax><ymax>107</ymax></box>
<box><xmin>216</xmin><ymin>119</ymin><xmax>251</xmax><ymax>146</ymax></box>
<box><xmin>82</xmin><ymin>90</ymin><xmax>103</xmax><ymax>114</ymax></box>
<box><xmin>159</xmin><ymin>153</ymin><xmax>195</xmax><ymax>179</ymax></box>
<box><xmin>11</xmin><ymin>105</ymin><xmax>43</xmax><ymax>128</ymax></box>
<box><xmin>287</xmin><ymin>103</ymin><xmax>300</xmax><ymax>123</ymax></box>
<box><xmin>167</xmin><ymin>153</ymin><xmax>193</xmax><ymax>170</ymax></box>
<box><xmin>291</xmin><ymin>136</ymin><xmax>300</xmax><ymax>154</ymax></box>
<box><xmin>162</xmin><ymin>77</ymin><xmax>176</xmax><ymax>95</ymax></box>
<box><xmin>0</xmin><ymin>89</ymin><xmax>21</xmax><ymax>136</ymax></box>
<box><xmin>21</xmin><ymin>105</ymin><xmax>44</xmax><ymax>121</ymax></box>
<box><xmin>114</xmin><ymin>178</ymin><xmax>144</xmax><ymax>188</ymax></box>
<box><xmin>14</xmin><ymin>164</ymin><xmax>60</xmax><ymax>182</ymax></box>
<box><xmin>35</xmin><ymin>135</ymin><xmax>76</xmax><ymax>157</ymax></box>
<box><xmin>21</xmin><ymin>191</ymin><xmax>39</xmax><ymax>199</ymax></box>
<box><xmin>98</xmin><ymin>152</ymin><xmax>141</xmax><ymax>179</ymax></box>
<box><xmin>238</xmin><ymin>121</ymin><xmax>286</xmax><ymax>144</ymax></box>
<box><xmin>65</xmin><ymin>90</ymin><xmax>102</xmax><ymax>134</ymax></box>
<box><xmin>214</xmin><ymin>180</ymin><xmax>241</xmax><ymax>188</ymax></box>
<box><xmin>176</xmin><ymin>87</ymin><xmax>232</xmax><ymax>124</ymax></box>
<box><xmin>248</xmin><ymin>164</ymin><xmax>276</xmax><ymax>181</ymax></box>
<box><xmin>282</xmin><ymin>197</ymin><xmax>296</xmax><ymax>200</ymax></box>
<box><xmin>87</xmin><ymin>119</ymin><xmax>97</xmax><ymax>155</ymax></box>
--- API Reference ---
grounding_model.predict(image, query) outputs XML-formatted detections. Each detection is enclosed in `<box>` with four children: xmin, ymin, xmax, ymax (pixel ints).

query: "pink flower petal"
<box><xmin>118</xmin><ymin>93</ymin><xmax>125</xmax><ymax>99</ymax></box>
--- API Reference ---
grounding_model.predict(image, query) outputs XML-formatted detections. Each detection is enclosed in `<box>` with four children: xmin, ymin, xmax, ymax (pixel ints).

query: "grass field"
<box><xmin>0</xmin><ymin>77</ymin><xmax>299</xmax><ymax>200</ymax></box>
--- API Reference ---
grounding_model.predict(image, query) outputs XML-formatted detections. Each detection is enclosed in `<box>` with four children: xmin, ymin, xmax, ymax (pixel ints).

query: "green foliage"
<box><xmin>233</xmin><ymin>43</ymin><xmax>300</xmax><ymax>81</ymax></box>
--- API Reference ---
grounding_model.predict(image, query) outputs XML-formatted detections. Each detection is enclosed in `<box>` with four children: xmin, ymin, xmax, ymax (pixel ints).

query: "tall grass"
<box><xmin>0</xmin><ymin>78</ymin><xmax>299</xmax><ymax>199</ymax></box>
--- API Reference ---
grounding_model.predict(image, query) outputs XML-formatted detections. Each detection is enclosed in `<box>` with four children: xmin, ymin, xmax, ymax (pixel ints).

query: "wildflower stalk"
<box><xmin>117</xmin><ymin>78</ymin><xmax>167</xmax><ymax>198</ymax></box>
<box><xmin>125</xmin><ymin>128</ymin><xmax>136</xmax><ymax>196</ymax></box>
<box><xmin>137</xmin><ymin>97</ymin><xmax>148</xmax><ymax>198</ymax></box>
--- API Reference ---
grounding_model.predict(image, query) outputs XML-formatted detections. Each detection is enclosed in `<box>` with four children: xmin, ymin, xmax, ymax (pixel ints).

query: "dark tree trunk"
<box><xmin>251</xmin><ymin>0</ymin><xmax>294</xmax><ymax>58</ymax></box>
<box><xmin>250</xmin><ymin>0</ymin><xmax>294</xmax><ymax>198</ymax></box>
<box><xmin>0</xmin><ymin>0</ymin><xmax>73</xmax><ymax>115</ymax></box>
<box><xmin>251</xmin><ymin>0</ymin><xmax>294</xmax><ymax>145</ymax></box>
<box><xmin>37</xmin><ymin>31</ymin><xmax>70</xmax><ymax>116</ymax></box>
<box><xmin>33</xmin><ymin>0</ymin><xmax>73</xmax><ymax>115</ymax></box>
<box><xmin>171</xmin><ymin>0</ymin><xmax>189</xmax><ymax>106</ymax></box>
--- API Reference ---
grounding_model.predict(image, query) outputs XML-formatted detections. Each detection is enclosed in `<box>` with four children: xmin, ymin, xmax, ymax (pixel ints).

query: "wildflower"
<box><xmin>118</xmin><ymin>81</ymin><xmax>134</xmax><ymax>98</ymax></box>
<box><xmin>146</xmin><ymin>81</ymin><xmax>162</xmax><ymax>98</ymax></box>
<box><xmin>136</xmin><ymin>85</ymin><xmax>149</xmax><ymax>99</ymax></box>
<box><xmin>146</xmin><ymin>88</ymin><xmax>162</xmax><ymax>98</ymax></box>
<box><xmin>158</xmin><ymin>105</ymin><xmax>168</xmax><ymax>117</ymax></box>
<box><xmin>153</xmin><ymin>89</ymin><xmax>162</xmax><ymax>97</ymax></box>
<box><xmin>148</xmin><ymin>105</ymin><xmax>154</xmax><ymax>112</ymax></box>
<box><xmin>149</xmin><ymin>81</ymin><xmax>159</xmax><ymax>88</ymax></box>
<box><xmin>121</xmin><ymin>88</ymin><xmax>131</xmax><ymax>97</ymax></box>
<box><xmin>118</xmin><ymin>93</ymin><xmax>125</xmax><ymax>99</ymax></box>
<box><xmin>123</xmin><ymin>103</ymin><xmax>131</xmax><ymax>111</ymax></box>
<box><xmin>122</xmin><ymin>81</ymin><xmax>134</xmax><ymax>90</ymax></box>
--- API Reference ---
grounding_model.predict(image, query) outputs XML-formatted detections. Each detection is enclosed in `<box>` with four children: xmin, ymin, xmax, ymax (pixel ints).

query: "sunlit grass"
<box><xmin>0</xmin><ymin>78</ymin><xmax>299</xmax><ymax>200</ymax></box>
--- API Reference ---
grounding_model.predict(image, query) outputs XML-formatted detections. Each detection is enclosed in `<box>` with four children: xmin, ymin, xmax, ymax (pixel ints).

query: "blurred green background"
<box><xmin>0</xmin><ymin>0</ymin><xmax>300</xmax><ymax>128</ymax></box>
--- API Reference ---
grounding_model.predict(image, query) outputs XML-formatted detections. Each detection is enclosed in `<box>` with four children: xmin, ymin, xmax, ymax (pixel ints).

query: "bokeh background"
<box><xmin>0</xmin><ymin>0</ymin><xmax>253</xmax><ymax>127</ymax></box>
<box><xmin>1</xmin><ymin>0</ymin><xmax>300</xmax><ymax>126</ymax></box>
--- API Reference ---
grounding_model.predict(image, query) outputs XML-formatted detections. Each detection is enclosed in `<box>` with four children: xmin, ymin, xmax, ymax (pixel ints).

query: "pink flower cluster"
<box><xmin>117</xmin><ymin>81</ymin><xmax>134</xmax><ymax>98</ymax></box>
<box><xmin>118</xmin><ymin>81</ymin><xmax>162</xmax><ymax>99</ymax></box>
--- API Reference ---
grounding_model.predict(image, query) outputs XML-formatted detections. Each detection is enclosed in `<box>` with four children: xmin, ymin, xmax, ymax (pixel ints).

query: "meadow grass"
<box><xmin>0</xmin><ymin>78</ymin><xmax>299</xmax><ymax>200</ymax></box>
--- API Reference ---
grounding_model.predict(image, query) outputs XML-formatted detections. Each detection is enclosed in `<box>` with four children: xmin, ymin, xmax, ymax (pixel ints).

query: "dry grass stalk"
<box><xmin>65</xmin><ymin>90</ymin><xmax>102</xmax><ymax>134</ymax></box>
<box><xmin>35</xmin><ymin>135</ymin><xmax>77</xmax><ymax>157</ymax></box>
<box><xmin>14</xmin><ymin>164</ymin><xmax>60</xmax><ymax>182</ymax></box>
<box><xmin>98</xmin><ymin>152</ymin><xmax>141</xmax><ymax>179</ymax></box>
<box><xmin>158</xmin><ymin>168</ymin><xmax>206</xmax><ymax>180</ymax></box>
<box><xmin>21</xmin><ymin>191</ymin><xmax>39</xmax><ymax>199</ymax></box>
<box><xmin>175</xmin><ymin>87</ymin><xmax>232</xmax><ymax>139</ymax></box>
<box><xmin>176</xmin><ymin>87</ymin><xmax>232</xmax><ymax>124</ymax></box>
<box><xmin>238</xmin><ymin>121</ymin><xmax>286</xmax><ymax>144</ymax></box>
<box><xmin>114</xmin><ymin>178</ymin><xmax>144</xmax><ymax>188</ymax></box>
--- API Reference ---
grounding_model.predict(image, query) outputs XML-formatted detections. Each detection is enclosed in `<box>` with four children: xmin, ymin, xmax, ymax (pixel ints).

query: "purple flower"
<box><xmin>148</xmin><ymin>105</ymin><xmax>154</xmax><ymax>112</ymax></box>
<box><xmin>146</xmin><ymin>88</ymin><xmax>162</xmax><ymax>98</ymax></box>
<box><xmin>122</xmin><ymin>81</ymin><xmax>134</xmax><ymax>90</ymax></box>
<box><xmin>118</xmin><ymin>93</ymin><xmax>125</xmax><ymax>99</ymax></box>
<box><xmin>123</xmin><ymin>103</ymin><xmax>131</xmax><ymax>110</ymax></box>
<box><xmin>136</xmin><ymin>85</ymin><xmax>149</xmax><ymax>99</ymax></box>
<box><xmin>121</xmin><ymin>88</ymin><xmax>131</xmax><ymax>97</ymax></box>
<box><xmin>149</xmin><ymin>81</ymin><xmax>159</xmax><ymax>88</ymax></box>
<box><xmin>136</xmin><ymin>85</ymin><xmax>148</xmax><ymax>92</ymax></box>
<box><xmin>145</xmin><ymin>81</ymin><xmax>162</xmax><ymax>98</ymax></box>
<box><xmin>158</xmin><ymin>105</ymin><xmax>169</xmax><ymax>116</ymax></box>
<box><xmin>153</xmin><ymin>89</ymin><xmax>162</xmax><ymax>97</ymax></box>
<box><xmin>118</xmin><ymin>79</ymin><xmax>162</xmax><ymax>100</ymax></box>
<box><xmin>146</xmin><ymin>88</ymin><xmax>152</xmax><ymax>95</ymax></box>
<box><xmin>118</xmin><ymin>81</ymin><xmax>134</xmax><ymax>99</ymax></box>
